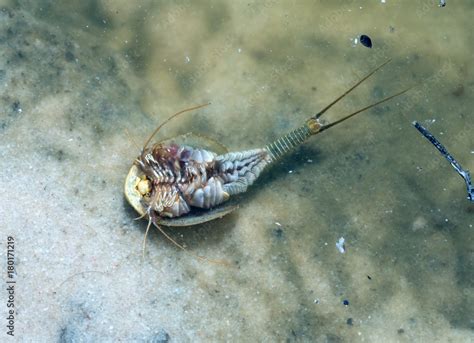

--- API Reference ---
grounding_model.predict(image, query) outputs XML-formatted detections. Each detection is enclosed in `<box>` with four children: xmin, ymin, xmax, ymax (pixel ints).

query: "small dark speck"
<box><xmin>360</xmin><ymin>35</ymin><xmax>372</xmax><ymax>48</ymax></box>
<box><xmin>439</xmin><ymin>0</ymin><xmax>446</xmax><ymax>7</ymax></box>
<box><xmin>55</xmin><ymin>149</ymin><xmax>65</xmax><ymax>161</ymax></box>
<box><xmin>346</xmin><ymin>318</ymin><xmax>353</xmax><ymax>326</ymax></box>
<box><xmin>452</xmin><ymin>84</ymin><xmax>464</xmax><ymax>97</ymax></box>
<box><xmin>151</xmin><ymin>329</ymin><xmax>170</xmax><ymax>343</ymax></box>
<box><xmin>343</xmin><ymin>299</ymin><xmax>349</xmax><ymax>306</ymax></box>
<box><xmin>311</xmin><ymin>86</ymin><xmax>317</xmax><ymax>91</ymax></box>
<box><xmin>65</xmin><ymin>51</ymin><xmax>75</xmax><ymax>62</ymax></box>
<box><xmin>273</xmin><ymin>227</ymin><xmax>283</xmax><ymax>239</ymax></box>
<box><xmin>12</xmin><ymin>101</ymin><xmax>20</xmax><ymax>112</ymax></box>
<box><xmin>367</xmin><ymin>275</ymin><xmax>372</xmax><ymax>280</ymax></box>
<box><xmin>17</xmin><ymin>51</ymin><xmax>24</xmax><ymax>58</ymax></box>
<box><xmin>389</xmin><ymin>26</ymin><xmax>395</xmax><ymax>33</ymax></box>
<box><xmin>397</xmin><ymin>328</ymin><xmax>405</xmax><ymax>334</ymax></box>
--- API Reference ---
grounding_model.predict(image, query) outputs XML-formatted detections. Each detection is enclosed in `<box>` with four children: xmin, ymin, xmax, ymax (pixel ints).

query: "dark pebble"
<box><xmin>360</xmin><ymin>35</ymin><xmax>372</xmax><ymax>48</ymax></box>
<box><xmin>343</xmin><ymin>299</ymin><xmax>349</xmax><ymax>306</ymax></box>
<box><xmin>347</xmin><ymin>318</ymin><xmax>353</xmax><ymax>326</ymax></box>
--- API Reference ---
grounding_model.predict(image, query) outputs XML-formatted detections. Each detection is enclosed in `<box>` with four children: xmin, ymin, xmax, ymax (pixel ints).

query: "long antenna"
<box><xmin>319</xmin><ymin>87</ymin><xmax>412</xmax><ymax>133</ymax></box>
<box><xmin>142</xmin><ymin>103</ymin><xmax>210</xmax><ymax>151</ymax></box>
<box><xmin>315</xmin><ymin>59</ymin><xmax>392</xmax><ymax>119</ymax></box>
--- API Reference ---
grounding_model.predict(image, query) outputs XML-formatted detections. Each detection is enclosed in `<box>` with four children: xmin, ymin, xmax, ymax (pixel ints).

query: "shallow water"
<box><xmin>1</xmin><ymin>0</ymin><xmax>473</xmax><ymax>341</ymax></box>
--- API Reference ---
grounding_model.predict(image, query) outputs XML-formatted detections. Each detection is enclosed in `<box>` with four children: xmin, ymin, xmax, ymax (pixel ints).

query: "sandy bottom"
<box><xmin>0</xmin><ymin>1</ymin><xmax>473</xmax><ymax>341</ymax></box>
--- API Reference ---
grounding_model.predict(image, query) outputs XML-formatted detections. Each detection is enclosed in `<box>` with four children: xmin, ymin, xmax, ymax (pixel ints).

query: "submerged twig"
<box><xmin>412</xmin><ymin>121</ymin><xmax>474</xmax><ymax>202</ymax></box>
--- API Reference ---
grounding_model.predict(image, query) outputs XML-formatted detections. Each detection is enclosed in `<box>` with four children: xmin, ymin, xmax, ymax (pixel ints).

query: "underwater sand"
<box><xmin>0</xmin><ymin>0</ymin><xmax>473</xmax><ymax>341</ymax></box>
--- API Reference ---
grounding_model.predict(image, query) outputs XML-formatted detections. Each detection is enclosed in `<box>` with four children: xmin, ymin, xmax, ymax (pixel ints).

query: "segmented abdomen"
<box><xmin>215</xmin><ymin>149</ymin><xmax>271</xmax><ymax>195</ymax></box>
<box><xmin>139</xmin><ymin>144</ymin><xmax>271</xmax><ymax>218</ymax></box>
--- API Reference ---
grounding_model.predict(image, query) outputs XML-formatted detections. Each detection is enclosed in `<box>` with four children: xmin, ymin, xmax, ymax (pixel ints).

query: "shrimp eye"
<box><xmin>137</xmin><ymin>177</ymin><xmax>151</xmax><ymax>196</ymax></box>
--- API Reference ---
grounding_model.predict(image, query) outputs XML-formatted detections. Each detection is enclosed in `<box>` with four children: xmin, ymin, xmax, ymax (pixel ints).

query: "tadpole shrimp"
<box><xmin>124</xmin><ymin>60</ymin><xmax>409</xmax><ymax>259</ymax></box>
